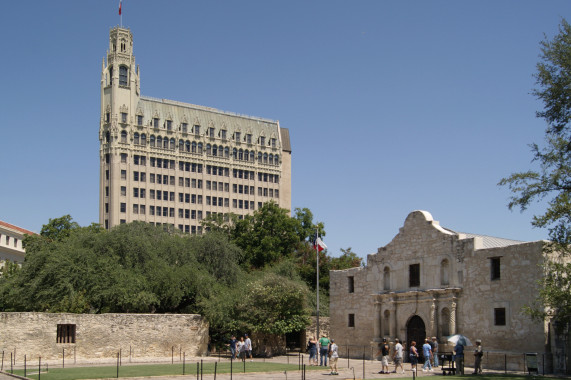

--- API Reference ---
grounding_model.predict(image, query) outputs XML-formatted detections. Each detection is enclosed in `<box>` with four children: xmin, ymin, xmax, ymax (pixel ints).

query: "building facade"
<box><xmin>0</xmin><ymin>221</ymin><xmax>35</xmax><ymax>263</ymax></box>
<box><xmin>330</xmin><ymin>210</ymin><xmax>566</xmax><ymax>373</ymax></box>
<box><xmin>99</xmin><ymin>27</ymin><xmax>292</xmax><ymax>232</ymax></box>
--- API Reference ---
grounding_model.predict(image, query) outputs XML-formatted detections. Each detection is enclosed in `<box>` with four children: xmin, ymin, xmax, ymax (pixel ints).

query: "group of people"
<box><xmin>306</xmin><ymin>334</ymin><xmax>339</xmax><ymax>375</ymax></box>
<box><xmin>407</xmin><ymin>337</ymin><xmax>439</xmax><ymax>373</ymax></box>
<box><xmin>227</xmin><ymin>334</ymin><xmax>253</xmax><ymax>361</ymax></box>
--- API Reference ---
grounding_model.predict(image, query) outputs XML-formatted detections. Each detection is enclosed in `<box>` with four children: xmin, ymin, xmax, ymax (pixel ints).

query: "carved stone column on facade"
<box><xmin>391</xmin><ymin>296</ymin><xmax>398</xmax><ymax>340</ymax></box>
<box><xmin>429</xmin><ymin>297</ymin><xmax>436</xmax><ymax>337</ymax></box>
<box><xmin>449</xmin><ymin>297</ymin><xmax>457</xmax><ymax>336</ymax></box>
<box><xmin>373</xmin><ymin>301</ymin><xmax>382</xmax><ymax>342</ymax></box>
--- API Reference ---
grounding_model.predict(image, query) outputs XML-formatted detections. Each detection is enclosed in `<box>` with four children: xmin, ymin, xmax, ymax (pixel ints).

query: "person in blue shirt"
<box><xmin>227</xmin><ymin>335</ymin><xmax>237</xmax><ymax>359</ymax></box>
<box><xmin>422</xmin><ymin>339</ymin><xmax>433</xmax><ymax>371</ymax></box>
<box><xmin>453</xmin><ymin>342</ymin><xmax>465</xmax><ymax>375</ymax></box>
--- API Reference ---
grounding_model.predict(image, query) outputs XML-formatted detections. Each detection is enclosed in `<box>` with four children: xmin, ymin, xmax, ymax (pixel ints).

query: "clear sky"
<box><xmin>1</xmin><ymin>1</ymin><xmax>569</xmax><ymax>259</ymax></box>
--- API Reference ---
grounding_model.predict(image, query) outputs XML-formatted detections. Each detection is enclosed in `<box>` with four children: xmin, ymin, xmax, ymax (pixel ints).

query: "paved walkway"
<box><xmin>0</xmin><ymin>356</ymin><xmax>455</xmax><ymax>380</ymax></box>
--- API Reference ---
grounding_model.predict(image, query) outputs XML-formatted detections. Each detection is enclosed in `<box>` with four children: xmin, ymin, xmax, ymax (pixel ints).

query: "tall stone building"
<box><xmin>99</xmin><ymin>27</ymin><xmax>291</xmax><ymax>232</ymax></box>
<box><xmin>330</xmin><ymin>210</ymin><xmax>567</xmax><ymax>373</ymax></box>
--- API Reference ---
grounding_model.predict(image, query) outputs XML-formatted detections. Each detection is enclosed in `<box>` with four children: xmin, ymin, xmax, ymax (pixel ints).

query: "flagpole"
<box><xmin>316</xmin><ymin>228</ymin><xmax>320</xmax><ymax>344</ymax></box>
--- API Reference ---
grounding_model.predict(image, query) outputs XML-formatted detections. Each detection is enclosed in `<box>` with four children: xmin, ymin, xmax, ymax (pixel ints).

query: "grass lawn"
<box><xmin>11</xmin><ymin>360</ymin><xmax>323</xmax><ymax>380</ymax></box>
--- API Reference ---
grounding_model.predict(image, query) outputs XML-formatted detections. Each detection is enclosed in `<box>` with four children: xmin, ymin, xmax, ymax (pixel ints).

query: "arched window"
<box><xmin>258</xmin><ymin>152</ymin><xmax>262</xmax><ymax>163</ymax></box>
<box><xmin>156</xmin><ymin>136</ymin><xmax>162</xmax><ymax>148</ymax></box>
<box><xmin>269</xmin><ymin>154</ymin><xmax>274</xmax><ymax>165</ymax></box>
<box><xmin>121</xmin><ymin>131</ymin><xmax>127</xmax><ymax>143</ymax></box>
<box><xmin>206</xmin><ymin>144</ymin><xmax>212</xmax><ymax>155</ymax></box>
<box><xmin>179</xmin><ymin>139</ymin><xmax>184</xmax><ymax>151</ymax></box>
<box><xmin>383</xmin><ymin>266</ymin><xmax>391</xmax><ymax>291</ymax></box>
<box><xmin>134</xmin><ymin>133</ymin><xmax>140</xmax><ymax>145</ymax></box>
<box><xmin>119</xmin><ymin>66</ymin><xmax>128</xmax><ymax>86</ymax></box>
<box><xmin>219</xmin><ymin>145</ymin><xmax>224</xmax><ymax>157</ymax></box>
<box><xmin>141</xmin><ymin>133</ymin><xmax>147</xmax><ymax>146</ymax></box>
<box><xmin>212</xmin><ymin>145</ymin><xmax>218</xmax><ymax>156</ymax></box>
<box><xmin>441</xmin><ymin>259</ymin><xmax>450</xmax><ymax>286</ymax></box>
<box><xmin>192</xmin><ymin>142</ymin><xmax>197</xmax><ymax>153</ymax></box>
<box><xmin>238</xmin><ymin>149</ymin><xmax>244</xmax><ymax>160</ymax></box>
<box><xmin>250</xmin><ymin>151</ymin><xmax>255</xmax><ymax>162</ymax></box>
<box><xmin>197</xmin><ymin>143</ymin><xmax>203</xmax><ymax>154</ymax></box>
<box><xmin>109</xmin><ymin>66</ymin><xmax>113</xmax><ymax>85</ymax></box>
<box><xmin>163</xmin><ymin>137</ymin><xmax>169</xmax><ymax>149</ymax></box>
<box><xmin>186</xmin><ymin>141</ymin><xmax>191</xmax><ymax>152</ymax></box>
<box><xmin>233</xmin><ymin>148</ymin><xmax>237</xmax><ymax>159</ymax></box>
<box><xmin>225</xmin><ymin>147</ymin><xmax>229</xmax><ymax>158</ymax></box>
<box><xmin>105</xmin><ymin>131</ymin><xmax>110</xmax><ymax>143</ymax></box>
<box><xmin>244</xmin><ymin>150</ymin><xmax>249</xmax><ymax>161</ymax></box>
<box><xmin>263</xmin><ymin>153</ymin><xmax>268</xmax><ymax>164</ymax></box>
<box><xmin>170</xmin><ymin>138</ymin><xmax>175</xmax><ymax>150</ymax></box>
<box><xmin>440</xmin><ymin>308</ymin><xmax>450</xmax><ymax>337</ymax></box>
<box><xmin>275</xmin><ymin>154</ymin><xmax>279</xmax><ymax>164</ymax></box>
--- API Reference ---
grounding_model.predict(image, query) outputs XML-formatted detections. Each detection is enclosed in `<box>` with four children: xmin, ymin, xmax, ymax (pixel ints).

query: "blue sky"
<box><xmin>1</xmin><ymin>1</ymin><xmax>569</xmax><ymax>259</ymax></box>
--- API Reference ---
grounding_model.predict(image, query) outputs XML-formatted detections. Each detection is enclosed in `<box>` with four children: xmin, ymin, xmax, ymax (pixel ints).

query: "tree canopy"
<box><xmin>499</xmin><ymin>19</ymin><xmax>571</xmax><ymax>331</ymax></box>
<box><xmin>0</xmin><ymin>204</ymin><xmax>362</xmax><ymax>343</ymax></box>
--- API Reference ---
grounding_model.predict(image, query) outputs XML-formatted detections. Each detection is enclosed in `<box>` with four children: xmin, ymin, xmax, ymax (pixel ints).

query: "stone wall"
<box><xmin>0</xmin><ymin>312</ymin><xmax>208</xmax><ymax>363</ymax></box>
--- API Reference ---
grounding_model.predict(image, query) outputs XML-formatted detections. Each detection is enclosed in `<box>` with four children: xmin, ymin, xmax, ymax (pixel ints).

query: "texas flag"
<box><xmin>314</xmin><ymin>237</ymin><xmax>327</xmax><ymax>252</ymax></box>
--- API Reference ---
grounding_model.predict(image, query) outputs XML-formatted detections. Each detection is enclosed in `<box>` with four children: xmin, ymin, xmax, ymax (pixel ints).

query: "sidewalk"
<box><xmin>0</xmin><ymin>356</ymin><xmax>445</xmax><ymax>380</ymax></box>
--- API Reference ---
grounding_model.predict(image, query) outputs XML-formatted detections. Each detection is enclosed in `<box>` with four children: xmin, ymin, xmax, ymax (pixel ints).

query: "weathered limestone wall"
<box><xmin>0</xmin><ymin>313</ymin><xmax>208</xmax><ymax>363</ymax></box>
<box><xmin>330</xmin><ymin>210</ymin><xmax>553</xmax><ymax>370</ymax></box>
<box><xmin>460</xmin><ymin>241</ymin><xmax>546</xmax><ymax>353</ymax></box>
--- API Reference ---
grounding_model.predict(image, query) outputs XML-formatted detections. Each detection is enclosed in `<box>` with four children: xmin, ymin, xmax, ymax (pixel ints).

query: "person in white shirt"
<box><xmin>244</xmin><ymin>334</ymin><xmax>253</xmax><ymax>361</ymax></box>
<box><xmin>329</xmin><ymin>339</ymin><xmax>339</xmax><ymax>375</ymax></box>
<box><xmin>393</xmin><ymin>338</ymin><xmax>405</xmax><ymax>374</ymax></box>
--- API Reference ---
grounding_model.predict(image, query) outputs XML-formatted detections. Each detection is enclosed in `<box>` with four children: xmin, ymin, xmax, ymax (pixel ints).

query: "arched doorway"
<box><xmin>406</xmin><ymin>315</ymin><xmax>426</xmax><ymax>361</ymax></box>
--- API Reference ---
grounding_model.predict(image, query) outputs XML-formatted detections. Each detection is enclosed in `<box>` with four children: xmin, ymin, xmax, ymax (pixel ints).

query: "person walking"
<box><xmin>329</xmin><ymin>339</ymin><xmax>339</xmax><ymax>375</ymax></box>
<box><xmin>422</xmin><ymin>338</ymin><xmax>433</xmax><ymax>372</ymax></box>
<box><xmin>431</xmin><ymin>337</ymin><xmax>439</xmax><ymax>367</ymax></box>
<box><xmin>393</xmin><ymin>338</ymin><xmax>405</xmax><ymax>374</ymax></box>
<box><xmin>237</xmin><ymin>336</ymin><xmax>245</xmax><ymax>361</ymax></box>
<box><xmin>244</xmin><ymin>334</ymin><xmax>253</xmax><ymax>362</ymax></box>
<box><xmin>319</xmin><ymin>334</ymin><xmax>330</xmax><ymax>366</ymax></box>
<box><xmin>377</xmin><ymin>338</ymin><xmax>390</xmax><ymax>374</ymax></box>
<box><xmin>409</xmin><ymin>341</ymin><xmax>419</xmax><ymax>372</ymax></box>
<box><xmin>473</xmin><ymin>339</ymin><xmax>483</xmax><ymax>374</ymax></box>
<box><xmin>227</xmin><ymin>335</ymin><xmax>237</xmax><ymax>359</ymax></box>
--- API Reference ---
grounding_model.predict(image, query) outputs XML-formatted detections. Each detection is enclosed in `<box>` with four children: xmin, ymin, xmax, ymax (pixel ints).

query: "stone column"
<box><xmin>391</xmin><ymin>296</ymin><xmax>398</xmax><ymax>340</ymax></box>
<box><xmin>373</xmin><ymin>300</ymin><xmax>382</xmax><ymax>343</ymax></box>
<box><xmin>449</xmin><ymin>297</ymin><xmax>457</xmax><ymax>336</ymax></box>
<box><xmin>429</xmin><ymin>297</ymin><xmax>437</xmax><ymax>337</ymax></box>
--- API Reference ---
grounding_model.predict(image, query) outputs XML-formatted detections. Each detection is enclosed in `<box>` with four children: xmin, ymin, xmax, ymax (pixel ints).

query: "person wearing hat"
<box><xmin>319</xmin><ymin>334</ymin><xmax>331</xmax><ymax>366</ymax></box>
<box><xmin>431</xmin><ymin>337</ymin><xmax>439</xmax><ymax>367</ymax></box>
<box><xmin>473</xmin><ymin>339</ymin><xmax>483</xmax><ymax>374</ymax></box>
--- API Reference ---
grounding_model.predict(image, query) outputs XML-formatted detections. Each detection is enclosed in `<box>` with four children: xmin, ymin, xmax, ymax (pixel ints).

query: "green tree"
<box><xmin>232</xmin><ymin>201</ymin><xmax>302</xmax><ymax>268</ymax></box>
<box><xmin>330</xmin><ymin>247</ymin><xmax>363</xmax><ymax>270</ymax></box>
<box><xmin>499</xmin><ymin>19</ymin><xmax>571</xmax><ymax>331</ymax></box>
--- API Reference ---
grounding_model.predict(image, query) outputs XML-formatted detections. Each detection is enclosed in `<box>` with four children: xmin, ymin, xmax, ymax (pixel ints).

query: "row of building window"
<box><xmin>346</xmin><ymin>307</ymin><xmax>507</xmax><ymax>329</ymax></box>
<box><xmin>126</xmin><ymin>118</ymin><xmax>278</xmax><ymax>148</ymax></box>
<box><xmin>356</xmin><ymin>257</ymin><xmax>504</xmax><ymax>293</ymax></box>
<box><xmin>123</xmin><ymin>156</ymin><xmax>280</xmax><ymax>183</ymax></box>
<box><xmin>114</xmin><ymin>200</ymin><xmax>271</xmax><ymax>215</ymax></box>
<box><xmin>0</xmin><ymin>234</ymin><xmax>18</xmax><ymax>248</ymax></box>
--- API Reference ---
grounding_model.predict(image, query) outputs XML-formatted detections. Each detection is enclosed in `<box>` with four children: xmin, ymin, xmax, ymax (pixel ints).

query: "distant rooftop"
<box><xmin>0</xmin><ymin>220</ymin><xmax>36</xmax><ymax>236</ymax></box>
<box><xmin>455</xmin><ymin>231</ymin><xmax>526</xmax><ymax>249</ymax></box>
